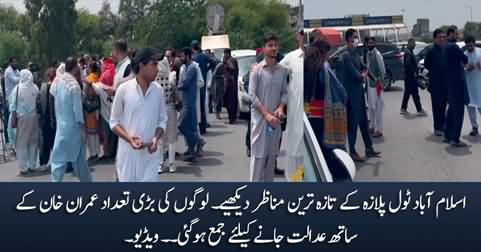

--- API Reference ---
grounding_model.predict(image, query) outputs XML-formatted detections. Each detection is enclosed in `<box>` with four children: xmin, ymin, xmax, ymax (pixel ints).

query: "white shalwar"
<box><xmin>366</xmin><ymin>48</ymin><xmax>386</xmax><ymax>133</ymax></box>
<box><xmin>157</xmin><ymin>59</ymin><xmax>178</xmax><ymax>169</ymax></box>
<box><xmin>465</xmin><ymin>48</ymin><xmax>481</xmax><ymax>129</ymax></box>
<box><xmin>110</xmin><ymin>79</ymin><xmax>167</xmax><ymax>182</ymax></box>
<box><xmin>280</xmin><ymin>49</ymin><xmax>304</xmax><ymax>182</ymax></box>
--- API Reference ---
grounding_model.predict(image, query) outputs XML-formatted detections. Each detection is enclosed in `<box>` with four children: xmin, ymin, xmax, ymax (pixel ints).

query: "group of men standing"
<box><xmin>425</xmin><ymin>26</ymin><xmax>478</xmax><ymax>147</ymax></box>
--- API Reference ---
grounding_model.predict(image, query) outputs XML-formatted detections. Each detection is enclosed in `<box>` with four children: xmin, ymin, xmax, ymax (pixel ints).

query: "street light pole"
<box><xmin>465</xmin><ymin>5</ymin><xmax>473</xmax><ymax>22</ymax></box>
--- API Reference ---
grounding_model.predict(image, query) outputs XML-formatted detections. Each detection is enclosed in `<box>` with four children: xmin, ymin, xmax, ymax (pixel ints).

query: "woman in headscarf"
<box><xmin>10</xmin><ymin>69</ymin><xmax>40</xmax><ymax>176</ymax></box>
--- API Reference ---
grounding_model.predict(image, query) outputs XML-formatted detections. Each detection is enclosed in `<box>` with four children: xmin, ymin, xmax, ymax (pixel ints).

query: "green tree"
<box><xmin>139</xmin><ymin>0</ymin><xmax>207</xmax><ymax>49</ymax></box>
<box><xmin>75</xmin><ymin>9</ymin><xmax>104</xmax><ymax>56</ymax></box>
<box><xmin>0</xmin><ymin>4</ymin><xmax>20</xmax><ymax>32</ymax></box>
<box><xmin>98</xmin><ymin>0</ymin><xmax>118</xmax><ymax>39</ymax></box>
<box><xmin>25</xmin><ymin>0</ymin><xmax>78</xmax><ymax>66</ymax></box>
<box><xmin>208</xmin><ymin>0</ymin><xmax>295</xmax><ymax>51</ymax></box>
<box><xmin>118</xmin><ymin>0</ymin><xmax>152</xmax><ymax>42</ymax></box>
<box><xmin>464</xmin><ymin>22</ymin><xmax>481</xmax><ymax>39</ymax></box>
<box><xmin>0</xmin><ymin>31</ymin><xmax>28</xmax><ymax>67</ymax></box>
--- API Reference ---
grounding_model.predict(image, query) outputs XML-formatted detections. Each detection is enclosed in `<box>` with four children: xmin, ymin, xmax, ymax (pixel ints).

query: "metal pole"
<box><xmin>466</xmin><ymin>5</ymin><xmax>473</xmax><ymax>22</ymax></box>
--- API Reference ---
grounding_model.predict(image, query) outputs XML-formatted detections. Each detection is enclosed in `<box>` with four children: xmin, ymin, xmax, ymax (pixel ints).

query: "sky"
<box><xmin>304</xmin><ymin>0</ymin><xmax>481</xmax><ymax>30</ymax></box>
<box><xmin>2</xmin><ymin>0</ymin><xmax>480</xmax><ymax>30</ymax></box>
<box><xmin>0</xmin><ymin>0</ymin><xmax>120</xmax><ymax>13</ymax></box>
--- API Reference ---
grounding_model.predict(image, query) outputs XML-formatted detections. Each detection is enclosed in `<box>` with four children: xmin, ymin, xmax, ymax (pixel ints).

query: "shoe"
<box><xmin>19</xmin><ymin>170</ymin><xmax>29</xmax><ymax>177</ymax></box>
<box><xmin>247</xmin><ymin>149</ymin><xmax>251</xmax><ymax>158</ymax></box>
<box><xmin>196</xmin><ymin>139</ymin><xmax>206</xmax><ymax>155</ymax></box>
<box><xmin>216</xmin><ymin>113</ymin><xmax>221</xmax><ymax>120</ymax></box>
<box><xmin>470</xmin><ymin>127</ymin><xmax>479</xmax><ymax>137</ymax></box>
<box><xmin>184</xmin><ymin>153</ymin><xmax>197</xmax><ymax>163</ymax></box>
<box><xmin>434</xmin><ymin>130</ymin><xmax>444</xmax><ymax>137</ymax></box>
<box><xmin>416</xmin><ymin>110</ymin><xmax>428</xmax><ymax>117</ymax></box>
<box><xmin>351</xmin><ymin>153</ymin><xmax>366</xmax><ymax>162</ymax></box>
<box><xmin>200</xmin><ymin>129</ymin><xmax>207</xmax><ymax>135</ymax></box>
<box><xmin>450</xmin><ymin>141</ymin><xmax>468</xmax><ymax>148</ymax></box>
<box><xmin>38</xmin><ymin>165</ymin><xmax>50</xmax><ymax>173</ymax></box>
<box><xmin>88</xmin><ymin>155</ymin><xmax>99</xmax><ymax>162</ymax></box>
<box><xmin>275</xmin><ymin>168</ymin><xmax>285</xmax><ymax>176</ymax></box>
<box><xmin>207</xmin><ymin>123</ymin><xmax>211</xmax><ymax>128</ymax></box>
<box><xmin>366</xmin><ymin>149</ymin><xmax>381</xmax><ymax>158</ymax></box>
<box><xmin>400</xmin><ymin>109</ymin><xmax>408</xmax><ymax>115</ymax></box>
<box><xmin>442</xmin><ymin>138</ymin><xmax>450</xmax><ymax>144</ymax></box>
<box><xmin>372</xmin><ymin>132</ymin><xmax>383</xmax><ymax>138</ymax></box>
<box><xmin>158</xmin><ymin>163</ymin><xmax>169</xmax><ymax>174</ymax></box>
<box><xmin>169</xmin><ymin>164</ymin><xmax>177</xmax><ymax>173</ymax></box>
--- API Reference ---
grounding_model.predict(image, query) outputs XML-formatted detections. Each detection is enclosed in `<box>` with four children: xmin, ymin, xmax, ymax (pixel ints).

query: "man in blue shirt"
<box><xmin>192</xmin><ymin>41</ymin><xmax>217</xmax><ymax>135</ymax></box>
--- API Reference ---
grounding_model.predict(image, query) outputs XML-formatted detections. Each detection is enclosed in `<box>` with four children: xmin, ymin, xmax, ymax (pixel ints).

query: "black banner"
<box><xmin>0</xmin><ymin>183</ymin><xmax>479</xmax><ymax>251</ymax></box>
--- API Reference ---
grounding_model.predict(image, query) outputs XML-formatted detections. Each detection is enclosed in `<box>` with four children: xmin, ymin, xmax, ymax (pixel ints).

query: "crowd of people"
<box><xmin>304</xmin><ymin>25</ymin><xmax>481</xmax><ymax>180</ymax></box>
<box><xmin>424</xmin><ymin>26</ymin><xmax>480</xmax><ymax>146</ymax></box>
<box><xmin>305</xmin><ymin>28</ymin><xmax>382</xmax><ymax>178</ymax></box>
<box><xmin>0</xmin><ymin>29</ymin><xmax>307</xmax><ymax>183</ymax></box>
<box><xmin>6</xmin><ymin>24</ymin><xmax>477</xmax><ymax>183</ymax></box>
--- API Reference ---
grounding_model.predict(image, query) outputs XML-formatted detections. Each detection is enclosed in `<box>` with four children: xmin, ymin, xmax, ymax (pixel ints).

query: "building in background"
<box><xmin>412</xmin><ymin>18</ymin><xmax>430</xmax><ymax>38</ymax></box>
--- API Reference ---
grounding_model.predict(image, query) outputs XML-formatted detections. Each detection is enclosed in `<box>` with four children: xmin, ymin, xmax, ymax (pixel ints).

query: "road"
<box><xmin>0</xmin><ymin>113</ymin><xmax>288</xmax><ymax>182</ymax></box>
<box><xmin>355</xmin><ymin>82</ymin><xmax>481</xmax><ymax>182</ymax></box>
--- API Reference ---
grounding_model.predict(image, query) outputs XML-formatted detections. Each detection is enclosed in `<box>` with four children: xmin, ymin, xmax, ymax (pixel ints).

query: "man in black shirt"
<box><xmin>425</xmin><ymin>29</ymin><xmax>448</xmax><ymax>137</ymax></box>
<box><xmin>401</xmin><ymin>38</ymin><xmax>426</xmax><ymax>115</ymax></box>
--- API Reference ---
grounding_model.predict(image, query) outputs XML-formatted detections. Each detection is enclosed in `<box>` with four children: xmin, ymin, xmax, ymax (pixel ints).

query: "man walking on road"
<box><xmin>50</xmin><ymin>59</ymin><xmax>92</xmax><ymax>182</ymax></box>
<box><xmin>401</xmin><ymin>38</ymin><xmax>426</xmax><ymax>116</ymax></box>
<box><xmin>464</xmin><ymin>35</ymin><xmax>481</xmax><ymax>137</ymax></box>
<box><xmin>110</xmin><ymin>48</ymin><xmax>167</xmax><ymax>182</ymax></box>
<box><xmin>443</xmin><ymin>26</ymin><xmax>469</xmax><ymax>147</ymax></box>
<box><xmin>425</xmin><ymin>29</ymin><xmax>448</xmax><ymax>137</ymax></box>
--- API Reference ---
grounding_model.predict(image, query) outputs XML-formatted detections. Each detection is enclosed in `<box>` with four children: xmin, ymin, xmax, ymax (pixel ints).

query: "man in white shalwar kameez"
<box><xmin>280</xmin><ymin>30</ymin><xmax>304</xmax><ymax>182</ymax></box>
<box><xmin>365</xmin><ymin>37</ymin><xmax>386</xmax><ymax>138</ymax></box>
<box><xmin>110</xmin><ymin>48</ymin><xmax>167</xmax><ymax>182</ymax></box>
<box><xmin>157</xmin><ymin>49</ymin><xmax>179</xmax><ymax>173</ymax></box>
<box><xmin>464</xmin><ymin>36</ymin><xmax>481</xmax><ymax>136</ymax></box>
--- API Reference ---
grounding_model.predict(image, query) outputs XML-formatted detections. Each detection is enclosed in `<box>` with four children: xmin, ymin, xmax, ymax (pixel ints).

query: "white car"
<box><xmin>231</xmin><ymin>50</ymin><xmax>257</xmax><ymax>114</ymax></box>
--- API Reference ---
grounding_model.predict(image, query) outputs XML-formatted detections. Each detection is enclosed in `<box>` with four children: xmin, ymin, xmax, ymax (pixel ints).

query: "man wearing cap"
<box><xmin>192</xmin><ymin>40</ymin><xmax>217</xmax><ymax>134</ymax></box>
<box><xmin>110</xmin><ymin>48</ymin><xmax>168</xmax><ymax>182</ymax></box>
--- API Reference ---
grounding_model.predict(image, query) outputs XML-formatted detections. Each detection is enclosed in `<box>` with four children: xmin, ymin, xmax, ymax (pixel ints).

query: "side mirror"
<box><xmin>332</xmin><ymin>149</ymin><xmax>356</xmax><ymax>181</ymax></box>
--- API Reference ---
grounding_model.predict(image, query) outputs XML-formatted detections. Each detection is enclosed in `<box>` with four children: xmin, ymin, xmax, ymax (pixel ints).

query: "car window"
<box><xmin>236</xmin><ymin>56</ymin><xmax>257</xmax><ymax>79</ymax></box>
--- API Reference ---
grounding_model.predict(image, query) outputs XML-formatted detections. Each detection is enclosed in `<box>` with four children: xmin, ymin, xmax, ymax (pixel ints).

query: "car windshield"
<box><xmin>236</xmin><ymin>56</ymin><xmax>257</xmax><ymax>78</ymax></box>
